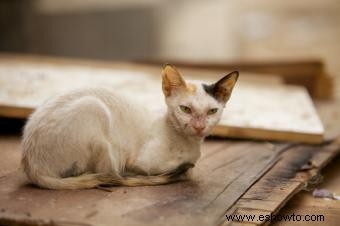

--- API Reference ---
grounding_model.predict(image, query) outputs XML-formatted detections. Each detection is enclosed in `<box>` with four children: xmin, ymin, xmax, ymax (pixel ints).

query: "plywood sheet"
<box><xmin>0</xmin><ymin>56</ymin><xmax>324</xmax><ymax>143</ymax></box>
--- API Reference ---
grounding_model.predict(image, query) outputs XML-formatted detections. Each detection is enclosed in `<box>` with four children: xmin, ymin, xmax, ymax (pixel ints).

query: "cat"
<box><xmin>21</xmin><ymin>65</ymin><xmax>238</xmax><ymax>189</ymax></box>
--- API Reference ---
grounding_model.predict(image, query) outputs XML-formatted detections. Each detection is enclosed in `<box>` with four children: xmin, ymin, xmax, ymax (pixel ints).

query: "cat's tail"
<box><xmin>27</xmin><ymin>163</ymin><xmax>194</xmax><ymax>190</ymax></box>
<box><xmin>118</xmin><ymin>162</ymin><xmax>195</xmax><ymax>187</ymax></box>
<box><xmin>28</xmin><ymin>173</ymin><xmax>115</xmax><ymax>190</ymax></box>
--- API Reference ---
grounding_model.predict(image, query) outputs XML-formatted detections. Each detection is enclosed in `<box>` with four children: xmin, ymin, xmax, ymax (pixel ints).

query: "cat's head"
<box><xmin>162</xmin><ymin>64</ymin><xmax>238</xmax><ymax>138</ymax></box>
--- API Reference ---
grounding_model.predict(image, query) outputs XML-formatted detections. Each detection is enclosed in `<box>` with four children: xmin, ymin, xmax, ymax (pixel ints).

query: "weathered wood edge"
<box><xmin>221</xmin><ymin>138</ymin><xmax>340</xmax><ymax>226</ymax></box>
<box><xmin>212</xmin><ymin>126</ymin><xmax>323</xmax><ymax>145</ymax></box>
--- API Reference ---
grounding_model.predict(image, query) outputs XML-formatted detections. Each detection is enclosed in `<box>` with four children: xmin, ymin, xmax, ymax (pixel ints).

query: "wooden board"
<box><xmin>0</xmin><ymin>54</ymin><xmax>324</xmax><ymax>144</ymax></box>
<box><xmin>273</xmin><ymin>155</ymin><xmax>340</xmax><ymax>226</ymax></box>
<box><xmin>222</xmin><ymin>98</ymin><xmax>340</xmax><ymax>226</ymax></box>
<box><xmin>0</xmin><ymin>137</ymin><xmax>338</xmax><ymax>226</ymax></box>
<box><xmin>223</xmin><ymin>139</ymin><xmax>340</xmax><ymax>226</ymax></box>
<box><xmin>0</xmin><ymin>94</ymin><xmax>339</xmax><ymax>226</ymax></box>
<box><xmin>0</xmin><ymin>136</ymin><xmax>280</xmax><ymax>226</ymax></box>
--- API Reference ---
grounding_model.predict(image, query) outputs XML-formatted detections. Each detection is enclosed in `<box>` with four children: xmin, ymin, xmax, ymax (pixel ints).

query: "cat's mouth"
<box><xmin>192</xmin><ymin>130</ymin><xmax>207</xmax><ymax>138</ymax></box>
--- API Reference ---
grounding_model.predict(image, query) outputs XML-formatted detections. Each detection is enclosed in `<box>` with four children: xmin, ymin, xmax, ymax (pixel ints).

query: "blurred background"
<box><xmin>1</xmin><ymin>0</ymin><xmax>340</xmax><ymax>96</ymax></box>
<box><xmin>1</xmin><ymin>2</ymin><xmax>340</xmax><ymax>224</ymax></box>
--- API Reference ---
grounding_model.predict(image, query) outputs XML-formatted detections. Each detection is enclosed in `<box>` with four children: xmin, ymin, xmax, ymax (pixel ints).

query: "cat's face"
<box><xmin>162</xmin><ymin>65</ymin><xmax>238</xmax><ymax>138</ymax></box>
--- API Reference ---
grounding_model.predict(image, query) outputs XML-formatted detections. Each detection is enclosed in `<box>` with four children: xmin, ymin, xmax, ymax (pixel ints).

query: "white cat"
<box><xmin>22</xmin><ymin>65</ymin><xmax>238</xmax><ymax>189</ymax></box>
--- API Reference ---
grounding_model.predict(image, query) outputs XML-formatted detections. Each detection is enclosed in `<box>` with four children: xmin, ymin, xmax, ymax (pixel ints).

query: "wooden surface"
<box><xmin>0</xmin><ymin>92</ymin><xmax>339</xmax><ymax>226</ymax></box>
<box><xmin>0</xmin><ymin>135</ymin><xmax>338</xmax><ymax>226</ymax></box>
<box><xmin>271</xmin><ymin>99</ymin><xmax>340</xmax><ymax>226</ymax></box>
<box><xmin>273</xmin><ymin>155</ymin><xmax>340</xmax><ymax>226</ymax></box>
<box><xmin>0</xmin><ymin>136</ymin><xmax>279</xmax><ymax>226</ymax></box>
<box><xmin>223</xmin><ymin>99</ymin><xmax>340</xmax><ymax>226</ymax></box>
<box><xmin>224</xmin><ymin>139</ymin><xmax>340</xmax><ymax>226</ymax></box>
<box><xmin>0</xmin><ymin>54</ymin><xmax>338</xmax><ymax>226</ymax></box>
<box><xmin>0</xmin><ymin>54</ymin><xmax>324</xmax><ymax>144</ymax></box>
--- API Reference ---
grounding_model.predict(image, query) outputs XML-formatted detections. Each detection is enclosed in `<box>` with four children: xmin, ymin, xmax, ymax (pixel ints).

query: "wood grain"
<box><xmin>223</xmin><ymin>139</ymin><xmax>340</xmax><ymax>226</ymax></box>
<box><xmin>0</xmin><ymin>137</ymin><xmax>279</xmax><ymax>226</ymax></box>
<box><xmin>0</xmin><ymin>136</ymin><xmax>338</xmax><ymax>226</ymax></box>
<box><xmin>273</xmin><ymin>156</ymin><xmax>340</xmax><ymax>226</ymax></box>
<box><xmin>0</xmin><ymin>97</ymin><xmax>339</xmax><ymax>226</ymax></box>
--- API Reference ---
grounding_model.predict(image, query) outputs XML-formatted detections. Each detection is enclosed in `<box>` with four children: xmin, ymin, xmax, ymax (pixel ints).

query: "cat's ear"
<box><xmin>203</xmin><ymin>71</ymin><xmax>239</xmax><ymax>103</ymax></box>
<box><xmin>162</xmin><ymin>64</ymin><xmax>186</xmax><ymax>97</ymax></box>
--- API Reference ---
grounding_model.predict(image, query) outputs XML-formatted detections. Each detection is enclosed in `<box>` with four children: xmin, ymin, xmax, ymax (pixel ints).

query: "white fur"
<box><xmin>22</xmin><ymin>70</ymin><xmax>237</xmax><ymax>189</ymax></box>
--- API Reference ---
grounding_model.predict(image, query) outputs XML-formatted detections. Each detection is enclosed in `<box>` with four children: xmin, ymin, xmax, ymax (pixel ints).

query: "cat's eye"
<box><xmin>207</xmin><ymin>108</ymin><xmax>218</xmax><ymax>115</ymax></box>
<box><xmin>180</xmin><ymin>105</ymin><xmax>192</xmax><ymax>114</ymax></box>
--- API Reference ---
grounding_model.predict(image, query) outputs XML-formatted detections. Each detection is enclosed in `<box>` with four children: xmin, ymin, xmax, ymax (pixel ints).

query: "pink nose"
<box><xmin>193</xmin><ymin>124</ymin><xmax>205</xmax><ymax>132</ymax></box>
<box><xmin>192</xmin><ymin>117</ymin><xmax>206</xmax><ymax>133</ymax></box>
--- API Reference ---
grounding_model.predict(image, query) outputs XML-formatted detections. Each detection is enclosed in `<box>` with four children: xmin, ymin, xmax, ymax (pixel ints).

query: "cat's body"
<box><xmin>22</xmin><ymin>65</ymin><xmax>238</xmax><ymax>189</ymax></box>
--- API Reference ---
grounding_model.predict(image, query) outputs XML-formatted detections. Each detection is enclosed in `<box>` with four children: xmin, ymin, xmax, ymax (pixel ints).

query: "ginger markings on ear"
<box><xmin>162</xmin><ymin>65</ymin><xmax>186</xmax><ymax>97</ymax></box>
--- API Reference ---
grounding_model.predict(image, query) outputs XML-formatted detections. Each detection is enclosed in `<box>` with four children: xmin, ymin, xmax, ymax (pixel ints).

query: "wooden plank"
<box><xmin>0</xmin><ymin>99</ymin><xmax>338</xmax><ymax>226</ymax></box>
<box><xmin>271</xmin><ymin>99</ymin><xmax>340</xmax><ymax>225</ymax></box>
<box><xmin>0</xmin><ymin>54</ymin><xmax>324</xmax><ymax>144</ymax></box>
<box><xmin>272</xmin><ymin>155</ymin><xmax>340</xmax><ymax>226</ymax></box>
<box><xmin>1</xmin><ymin>137</ymin><xmax>337</xmax><ymax>226</ymax></box>
<box><xmin>222</xmin><ymin>138</ymin><xmax>340</xmax><ymax>226</ymax></box>
<box><xmin>0</xmin><ymin>137</ymin><xmax>279</xmax><ymax>226</ymax></box>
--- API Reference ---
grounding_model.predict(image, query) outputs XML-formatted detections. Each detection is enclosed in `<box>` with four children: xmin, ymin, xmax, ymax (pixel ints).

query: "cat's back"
<box><xmin>23</xmin><ymin>87</ymin><xmax>153</xmax><ymax>140</ymax></box>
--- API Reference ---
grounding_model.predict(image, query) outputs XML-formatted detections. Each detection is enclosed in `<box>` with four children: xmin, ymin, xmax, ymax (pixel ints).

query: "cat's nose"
<box><xmin>193</xmin><ymin>124</ymin><xmax>205</xmax><ymax>132</ymax></box>
<box><xmin>192</xmin><ymin>117</ymin><xmax>206</xmax><ymax>133</ymax></box>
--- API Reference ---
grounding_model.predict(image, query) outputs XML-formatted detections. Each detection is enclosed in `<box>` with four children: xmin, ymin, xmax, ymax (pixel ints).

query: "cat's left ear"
<box><xmin>162</xmin><ymin>64</ymin><xmax>186</xmax><ymax>97</ymax></box>
<box><xmin>203</xmin><ymin>71</ymin><xmax>239</xmax><ymax>103</ymax></box>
